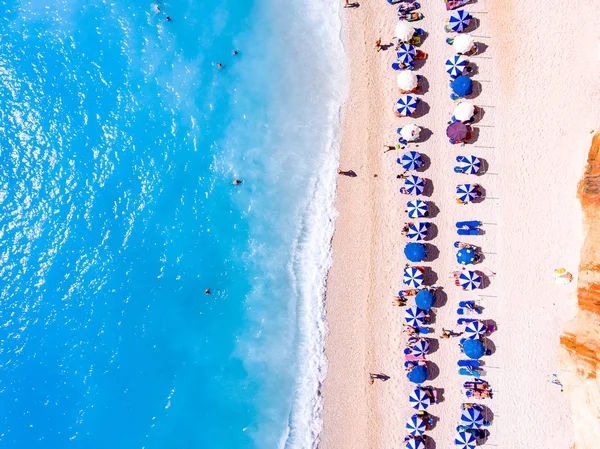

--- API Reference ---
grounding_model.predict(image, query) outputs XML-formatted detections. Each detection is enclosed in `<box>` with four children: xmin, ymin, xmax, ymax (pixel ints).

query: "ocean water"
<box><xmin>0</xmin><ymin>1</ymin><xmax>346</xmax><ymax>448</ymax></box>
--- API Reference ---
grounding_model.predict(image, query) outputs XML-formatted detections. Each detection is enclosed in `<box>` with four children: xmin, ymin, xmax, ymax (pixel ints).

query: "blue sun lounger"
<box><xmin>456</xmin><ymin>220</ymin><xmax>481</xmax><ymax>228</ymax></box>
<box><xmin>458</xmin><ymin>360</ymin><xmax>481</xmax><ymax>367</ymax></box>
<box><xmin>459</xmin><ymin>367</ymin><xmax>482</xmax><ymax>378</ymax></box>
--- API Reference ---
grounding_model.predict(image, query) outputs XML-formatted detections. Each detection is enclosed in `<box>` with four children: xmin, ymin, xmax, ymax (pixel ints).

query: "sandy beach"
<box><xmin>322</xmin><ymin>0</ymin><xmax>600</xmax><ymax>448</ymax></box>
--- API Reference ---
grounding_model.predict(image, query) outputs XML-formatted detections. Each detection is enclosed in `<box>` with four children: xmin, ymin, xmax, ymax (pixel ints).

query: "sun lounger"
<box><xmin>399</xmin><ymin>12</ymin><xmax>423</xmax><ymax>22</ymax></box>
<box><xmin>445</xmin><ymin>0</ymin><xmax>472</xmax><ymax>11</ymax></box>
<box><xmin>392</xmin><ymin>62</ymin><xmax>414</xmax><ymax>71</ymax></box>
<box><xmin>466</xmin><ymin>389</ymin><xmax>493</xmax><ymax>399</ymax></box>
<box><xmin>397</xmin><ymin>1</ymin><xmax>420</xmax><ymax>14</ymax></box>
<box><xmin>464</xmin><ymin>380</ymin><xmax>488</xmax><ymax>388</ymax></box>
<box><xmin>456</xmin><ymin>220</ymin><xmax>481</xmax><ymax>228</ymax></box>
<box><xmin>458</xmin><ymin>360</ymin><xmax>481</xmax><ymax>367</ymax></box>
<box><xmin>457</xmin><ymin>318</ymin><xmax>478</xmax><ymax>325</ymax></box>
<box><xmin>457</xmin><ymin>307</ymin><xmax>482</xmax><ymax>315</ymax></box>
<box><xmin>459</xmin><ymin>300</ymin><xmax>477</xmax><ymax>308</ymax></box>
<box><xmin>457</xmin><ymin>228</ymin><xmax>480</xmax><ymax>235</ymax></box>
<box><xmin>416</xmin><ymin>326</ymin><xmax>431</xmax><ymax>334</ymax></box>
<box><xmin>405</xmin><ymin>354</ymin><xmax>426</xmax><ymax>362</ymax></box>
<box><xmin>459</xmin><ymin>367</ymin><xmax>482</xmax><ymax>378</ymax></box>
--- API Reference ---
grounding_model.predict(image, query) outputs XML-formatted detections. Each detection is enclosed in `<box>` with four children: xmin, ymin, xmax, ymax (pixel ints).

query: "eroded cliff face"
<box><xmin>560</xmin><ymin>133</ymin><xmax>600</xmax><ymax>449</ymax></box>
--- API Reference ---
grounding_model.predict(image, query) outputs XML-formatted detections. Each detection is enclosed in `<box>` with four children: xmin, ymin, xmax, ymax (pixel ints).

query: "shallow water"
<box><xmin>0</xmin><ymin>1</ymin><xmax>345</xmax><ymax>447</ymax></box>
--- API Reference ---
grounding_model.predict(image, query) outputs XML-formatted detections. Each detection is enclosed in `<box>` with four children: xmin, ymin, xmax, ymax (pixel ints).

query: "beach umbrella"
<box><xmin>446</xmin><ymin>122</ymin><xmax>469</xmax><ymax>141</ymax></box>
<box><xmin>396</xmin><ymin>95</ymin><xmax>420</xmax><ymax>116</ymax></box>
<box><xmin>410</xmin><ymin>338</ymin><xmax>430</xmax><ymax>357</ymax></box>
<box><xmin>396</xmin><ymin>21</ymin><xmax>416</xmax><ymax>43</ymax></box>
<box><xmin>456</xmin><ymin>184</ymin><xmax>479</xmax><ymax>203</ymax></box>
<box><xmin>404</xmin><ymin>306</ymin><xmax>426</xmax><ymax>327</ymax></box>
<box><xmin>409</xmin><ymin>387</ymin><xmax>431</xmax><ymax>411</ymax></box>
<box><xmin>454</xmin><ymin>33</ymin><xmax>475</xmax><ymax>54</ymax></box>
<box><xmin>451</xmin><ymin>76</ymin><xmax>473</xmax><ymax>97</ymax></box>
<box><xmin>449</xmin><ymin>9</ymin><xmax>472</xmax><ymax>32</ymax></box>
<box><xmin>398</xmin><ymin>151</ymin><xmax>423</xmax><ymax>171</ymax></box>
<box><xmin>455</xmin><ymin>431</ymin><xmax>477</xmax><ymax>449</ymax></box>
<box><xmin>415</xmin><ymin>290</ymin><xmax>435</xmax><ymax>310</ymax></box>
<box><xmin>461</xmin><ymin>407</ymin><xmax>485</xmax><ymax>428</ymax></box>
<box><xmin>406</xmin><ymin>222</ymin><xmax>430</xmax><ymax>241</ymax></box>
<box><xmin>407</xmin><ymin>365</ymin><xmax>428</xmax><ymax>384</ymax></box>
<box><xmin>405</xmin><ymin>439</ymin><xmax>426</xmax><ymax>449</ymax></box>
<box><xmin>405</xmin><ymin>242</ymin><xmax>427</xmax><ymax>262</ymax></box>
<box><xmin>398</xmin><ymin>71</ymin><xmax>419</xmax><ymax>91</ymax></box>
<box><xmin>454</xmin><ymin>101</ymin><xmax>476</xmax><ymax>122</ymax></box>
<box><xmin>464</xmin><ymin>321</ymin><xmax>487</xmax><ymax>339</ymax></box>
<box><xmin>458</xmin><ymin>270</ymin><xmax>482</xmax><ymax>290</ymax></box>
<box><xmin>446</xmin><ymin>54</ymin><xmax>468</xmax><ymax>78</ymax></box>
<box><xmin>397</xmin><ymin>43</ymin><xmax>417</xmax><ymax>64</ymax></box>
<box><xmin>399</xmin><ymin>123</ymin><xmax>421</xmax><ymax>142</ymax></box>
<box><xmin>457</xmin><ymin>155</ymin><xmax>480</xmax><ymax>174</ymax></box>
<box><xmin>403</xmin><ymin>266</ymin><xmax>424</xmax><ymax>288</ymax></box>
<box><xmin>457</xmin><ymin>247</ymin><xmax>477</xmax><ymax>265</ymax></box>
<box><xmin>404</xmin><ymin>175</ymin><xmax>425</xmax><ymax>195</ymax></box>
<box><xmin>406</xmin><ymin>415</ymin><xmax>427</xmax><ymax>436</ymax></box>
<box><xmin>463</xmin><ymin>339</ymin><xmax>485</xmax><ymax>359</ymax></box>
<box><xmin>407</xmin><ymin>199</ymin><xmax>428</xmax><ymax>218</ymax></box>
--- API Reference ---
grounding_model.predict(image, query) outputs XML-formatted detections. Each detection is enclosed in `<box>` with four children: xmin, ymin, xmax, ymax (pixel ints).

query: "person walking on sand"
<box><xmin>375</xmin><ymin>38</ymin><xmax>382</xmax><ymax>52</ymax></box>
<box><xmin>384</xmin><ymin>144</ymin><xmax>399</xmax><ymax>153</ymax></box>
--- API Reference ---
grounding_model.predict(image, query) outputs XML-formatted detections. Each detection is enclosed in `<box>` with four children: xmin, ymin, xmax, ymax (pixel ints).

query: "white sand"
<box><xmin>322</xmin><ymin>0</ymin><xmax>600</xmax><ymax>448</ymax></box>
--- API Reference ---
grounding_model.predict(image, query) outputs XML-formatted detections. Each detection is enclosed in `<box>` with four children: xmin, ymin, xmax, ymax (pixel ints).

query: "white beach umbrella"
<box><xmin>409</xmin><ymin>387</ymin><xmax>431</xmax><ymax>411</ymax></box>
<box><xmin>464</xmin><ymin>320</ymin><xmax>487</xmax><ymax>339</ymax></box>
<box><xmin>453</xmin><ymin>34</ymin><xmax>475</xmax><ymax>54</ymax></box>
<box><xmin>396</xmin><ymin>21</ymin><xmax>415</xmax><ymax>43</ymax></box>
<box><xmin>454</xmin><ymin>101</ymin><xmax>475</xmax><ymax>122</ymax></box>
<box><xmin>400</xmin><ymin>123</ymin><xmax>421</xmax><ymax>142</ymax></box>
<box><xmin>397</xmin><ymin>71</ymin><xmax>418</xmax><ymax>91</ymax></box>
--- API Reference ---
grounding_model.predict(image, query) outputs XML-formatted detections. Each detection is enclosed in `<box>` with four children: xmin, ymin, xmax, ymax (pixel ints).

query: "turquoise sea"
<box><xmin>0</xmin><ymin>1</ymin><xmax>345</xmax><ymax>447</ymax></box>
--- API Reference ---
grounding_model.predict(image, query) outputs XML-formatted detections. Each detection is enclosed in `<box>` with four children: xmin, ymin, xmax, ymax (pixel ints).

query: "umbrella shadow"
<box><xmin>464</xmin><ymin>17</ymin><xmax>480</xmax><ymax>33</ymax></box>
<box><xmin>424</xmin><ymin>222</ymin><xmax>438</xmax><ymax>240</ymax></box>
<box><xmin>433</xmin><ymin>387</ymin><xmax>445</xmax><ymax>404</ymax></box>
<box><xmin>477</xmin><ymin>403</ymin><xmax>495</xmax><ymax>425</ymax></box>
<box><xmin>411</xmin><ymin>100</ymin><xmax>430</xmax><ymax>119</ymax></box>
<box><xmin>475</xmin><ymin>270</ymin><xmax>490</xmax><ymax>289</ymax></box>
<box><xmin>470</xmin><ymin>185</ymin><xmax>486</xmax><ymax>203</ymax></box>
<box><xmin>423</xmin><ymin>267</ymin><xmax>438</xmax><ymax>285</ymax></box>
<box><xmin>467</xmin><ymin>62</ymin><xmax>479</xmax><ymax>76</ymax></box>
<box><xmin>426</xmin><ymin>200</ymin><xmax>440</xmax><ymax>218</ymax></box>
<box><xmin>476</xmin><ymin>157</ymin><xmax>489</xmax><ymax>176</ymax></box>
<box><xmin>424</xmin><ymin>434</ymin><xmax>437</xmax><ymax>449</ymax></box>
<box><xmin>428</xmin><ymin>309</ymin><xmax>437</xmax><ymax>325</ymax></box>
<box><xmin>474</xmin><ymin>42</ymin><xmax>489</xmax><ymax>55</ymax></box>
<box><xmin>429</xmin><ymin>413</ymin><xmax>440</xmax><ymax>430</ymax></box>
<box><xmin>426</xmin><ymin>337</ymin><xmax>439</xmax><ymax>354</ymax></box>
<box><xmin>483</xmin><ymin>337</ymin><xmax>496</xmax><ymax>356</ymax></box>
<box><xmin>471</xmin><ymin>107</ymin><xmax>485</xmax><ymax>124</ymax></box>
<box><xmin>467</xmin><ymin>126</ymin><xmax>480</xmax><ymax>144</ymax></box>
<box><xmin>416</xmin><ymin>153</ymin><xmax>431</xmax><ymax>172</ymax></box>
<box><xmin>416</xmin><ymin>74</ymin><xmax>430</xmax><ymax>94</ymax></box>
<box><xmin>413</xmin><ymin>58</ymin><xmax>427</xmax><ymax>70</ymax></box>
<box><xmin>424</xmin><ymin>243</ymin><xmax>439</xmax><ymax>262</ymax></box>
<box><xmin>482</xmin><ymin>319</ymin><xmax>498</xmax><ymax>334</ymax></box>
<box><xmin>427</xmin><ymin>361</ymin><xmax>439</xmax><ymax>381</ymax></box>
<box><xmin>433</xmin><ymin>287</ymin><xmax>448</xmax><ymax>308</ymax></box>
<box><xmin>421</xmin><ymin>179</ymin><xmax>434</xmax><ymax>197</ymax></box>
<box><xmin>467</xmin><ymin>80</ymin><xmax>483</xmax><ymax>99</ymax></box>
<box><xmin>476</xmin><ymin>429</ymin><xmax>491</xmax><ymax>446</ymax></box>
<box><xmin>414</xmin><ymin>127</ymin><xmax>433</xmax><ymax>143</ymax></box>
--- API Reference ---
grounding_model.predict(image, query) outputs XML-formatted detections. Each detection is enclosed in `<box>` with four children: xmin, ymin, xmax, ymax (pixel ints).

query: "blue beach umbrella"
<box><xmin>451</xmin><ymin>75</ymin><xmax>473</xmax><ymax>97</ymax></box>
<box><xmin>397</xmin><ymin>43</ymin><xmax>417</xmax><ymax>64</ymax></box>
<box><xmin>405</xmin><ymin>439</ymin><xmax>426</xmax><ymax>449</ymax></box>
<box><xmin>407</xmin><ymin>365</ymin><xmax>428</xmax><ymax>384</ymax></box>
<box><xmin>403</xmin><ymin>266</ymin><xmax>424</xmax><ymax>288</ymax></box>
<box><xmin>457</xmin><ymin>247</ymin><xmax>477</xmax><ymax>265</ymax></box>
<box><xmin>396</xmin><ymin>95</ymin><xmax>420</xmax><ymax>116</ymax></box>
<box><xmin>398</xmin><ymin>151</ymin><xmax>423</xmax><ymax>171</ymax></box>
<box><xmin>415</xmin><ymin>290</ymin><xmax>435</xmax><ymax>310</ymax></box>
<box><xmin>409</xmin><ymin>387</ymin><xmax>431</xmax><ymax>411</ymax></box>
<box><xmin>406</xmin><ymin>222</ymin><xmax>431</xmax><ymax>241</ymax></box>
<box><xmin>410</xmin><ymin>338</ymin><xmax>430</xmax><ymax>357</ymax></box>
<box><xmin>407</xmin><ymin>199</ymin><xmax>428</xmax><ymax>218</ymax></box>
<box><xmin>458</xmin><ymin>270</ymin><xmax>482</xmax><ymax>290</ymax></box>
<box><xmin>456</xmin><ymin>184</ymin><xmax>479</xmax><ymax>203</ymax></box>
<box><xmin>461</xmin><ymin>407</ymin><xmax>485</xmax><ymax>428</ymax></box>
<box><xmin>457</xmin><ymin>155</ymin><xmax>480</xmax><ymax>174</ymax></box>
<box><xmin>404</xmin><ymin>175</ymin><xmax>425</xmax><ymax>195</ymax></box>
<box><xmin>463</xmin><ymin>339</ymin><xmax>485</xmax><ymax>359</ymax></box>
<box><xmin>465</xmin><ymin>321</ymin><xmax>487</xmax><ymax>339</ymax></box>
<box><xmin>404</xmin><ymin>306</ymin><xmax>426</xmax><ymax>327</ymax></box>
<box><xmin>406</xmin><ymin>415</ymin><xmax>427</xmax><ymax>436</ymax></box>
<box><xmin>405</xmin><ymin>242</ymin><xmax>427</xmax><ymax>262</ymax></box>
<box><xmin>455</xmin><ymin>431</ymin><xmax>477</xmax><ymax>449</ymax></box>
<box><xmin>449</xmin><ymin>9</ymin><xmax>472</xmax><ymax>32</ymax></box>
<box><xmin>446</xmin><ymin>54</ymin><xmax>468</xmax><ymax>78</ymax></box>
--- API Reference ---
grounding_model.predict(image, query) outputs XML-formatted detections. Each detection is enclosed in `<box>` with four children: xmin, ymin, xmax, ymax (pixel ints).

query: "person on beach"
<box><xmin>369</xmin><ymin>373</ymin><xmax>389</xmax><ymax>384</ymax></box>
<box><xmin>338</xmin><ymin>169</ymin><xmax>357</xmax><ymax>177</ymax></box>
<box><xmin>441</xmin><ymin>328</ymin><xmax>462</xmax><ymax>339</ymax></box>
<box><xmin>383</xmin><ymin>144</ymin><xmax>398</xmax><ymax>153</ymax></box>
<box><xmin>375</xmin><ymin>38</ymin><xmax>382</xmax><ymax>52</ymax></box>
<box><xmin>393</xmin><ymin>295</ymin><xmax>407</xmax><ymax>307</ymax></box>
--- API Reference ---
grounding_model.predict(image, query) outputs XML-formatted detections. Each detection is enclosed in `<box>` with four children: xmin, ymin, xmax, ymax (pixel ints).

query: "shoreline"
<box><xmin>321</xmin><ymin>0</ymin><xmax>599</xmax><ymax>448</ymax></box>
